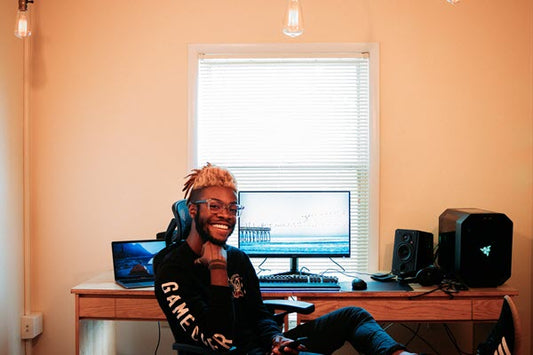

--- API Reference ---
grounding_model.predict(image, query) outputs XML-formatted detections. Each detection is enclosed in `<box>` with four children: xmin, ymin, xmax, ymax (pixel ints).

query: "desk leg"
<box><xmin>74</xmin><ymin>294</ymin><xmax>115</xmax><ymax>354</ymax></box>
<box><xmin>79</xmin><ymin>320</ymin><xmax>115</xmax><ymax>355</ymax></box>
<box><xmin>75</xmin><ymin>295</ymin><xmax>80</xmax><ymax>355</ymax></box>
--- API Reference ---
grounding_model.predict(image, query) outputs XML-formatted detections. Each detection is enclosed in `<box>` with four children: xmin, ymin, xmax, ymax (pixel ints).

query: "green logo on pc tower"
<box><xmin>480</xmin><ymin>245</ymin><xmax>491</xmax><ymax>257</ymax></box>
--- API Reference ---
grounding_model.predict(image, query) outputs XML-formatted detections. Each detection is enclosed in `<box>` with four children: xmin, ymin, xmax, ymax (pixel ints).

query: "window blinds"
<box><xmin>195</xmin><ymin>55</ymin><xmax>372</xmax><ymax>276</ymax></box>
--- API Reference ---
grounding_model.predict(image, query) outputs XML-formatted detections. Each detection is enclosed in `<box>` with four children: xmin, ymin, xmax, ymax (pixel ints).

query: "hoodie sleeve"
<box><xmin>154</xmin><ymin>246</ymin><xmax>236</xmax><ymax>352</ymax></box>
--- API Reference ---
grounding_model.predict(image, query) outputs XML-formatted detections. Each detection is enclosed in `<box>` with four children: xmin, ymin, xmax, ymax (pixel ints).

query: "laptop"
<box><xmin>111</xmin><ymin>239</ymin><xmax>167</xmax><ymax>289</ymax></box>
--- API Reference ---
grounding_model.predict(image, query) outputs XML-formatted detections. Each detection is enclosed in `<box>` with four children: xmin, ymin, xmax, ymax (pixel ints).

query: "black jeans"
<box><xmin>283</xmin><ymin>307</ymin><xmax>406</xmax><ymax>355</ymax></box>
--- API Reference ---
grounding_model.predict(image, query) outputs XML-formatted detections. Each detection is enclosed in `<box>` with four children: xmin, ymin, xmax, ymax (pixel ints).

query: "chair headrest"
<box><xmin>171</xmin><ymin>200</ymin><xmax>192</xmax><ymax>242</ymax></box>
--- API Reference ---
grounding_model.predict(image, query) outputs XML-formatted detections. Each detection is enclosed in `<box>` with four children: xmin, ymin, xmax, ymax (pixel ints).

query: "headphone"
<box><xmin>399</xmin><ymin>265</ymin><xmax>444</xmax><ymax>286</ymax></box>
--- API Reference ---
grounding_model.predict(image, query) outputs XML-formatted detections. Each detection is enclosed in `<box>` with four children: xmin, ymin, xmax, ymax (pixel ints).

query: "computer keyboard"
<box><xmin>258</xmin><ymin>273</ymin><xmax>340</xmax><ymax>291</ymax></box>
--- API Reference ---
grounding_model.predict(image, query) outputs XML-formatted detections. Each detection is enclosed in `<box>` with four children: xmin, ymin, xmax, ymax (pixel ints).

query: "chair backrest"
<box><xmin>160</xmin><ymin>200</ymin><xmax>192</xmax><ymax>246</ymax></box>
<box><xmin>476</xmin><ymin>295</ymin><xmax>522</xmax><ymax>355</ymax></box>
<box><xmin>504</xmin><ymin>295</ymin><xmax>522</xmax><ymax>355</ymax></box>
<box><xmin>172</xmin><ymin>200</ymin><xmax>192</xmax><ymax>241</ymax></box>
<box><xmin>154</xmin><ymin>200</ymin><xmax>192</xmax><ymax>274</ymax></box>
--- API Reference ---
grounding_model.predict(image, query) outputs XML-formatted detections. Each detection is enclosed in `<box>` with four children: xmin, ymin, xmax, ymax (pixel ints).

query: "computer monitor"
<box><xmin>238</xmin><ymin>191</ymin><xmax>350</xmax><ymax>274</ymax></box>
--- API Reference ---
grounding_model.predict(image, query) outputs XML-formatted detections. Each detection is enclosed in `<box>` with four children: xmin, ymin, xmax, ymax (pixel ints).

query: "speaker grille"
<box><xmin>392</xmin><ymin>229</ymin><xmax>434</xmax><ymax>278</ymax></box>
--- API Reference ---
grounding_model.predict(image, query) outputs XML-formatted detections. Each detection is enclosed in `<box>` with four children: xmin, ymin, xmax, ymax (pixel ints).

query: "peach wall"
<box><xmin>0</xmin><ymin>0</ymin><xmax>25</xmax><ymax>353</ymax></box>
<box><xmin>29</xmin><ymin>0</ymin><xmax>532</xmax><ymax>354</ymax></box>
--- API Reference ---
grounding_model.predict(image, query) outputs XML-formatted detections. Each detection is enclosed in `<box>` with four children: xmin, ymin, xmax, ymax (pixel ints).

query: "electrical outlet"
<box><xmin>21</xmin><ymin>313</ymin><xmax>43</xmax><ymax>339</ymax></box>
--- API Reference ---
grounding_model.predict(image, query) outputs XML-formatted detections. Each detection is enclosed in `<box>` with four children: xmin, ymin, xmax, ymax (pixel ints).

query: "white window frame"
<box><xmin>188</xmin><ymin>43</ymin><xmax>380</xmax><ymax>272</ymax></box>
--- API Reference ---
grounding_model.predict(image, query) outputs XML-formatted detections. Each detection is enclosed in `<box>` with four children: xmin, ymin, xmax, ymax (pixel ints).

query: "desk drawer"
<box><xmin>79</xmin><ymin>296</ymin><xmax>115</xmax><ymax>318</ymax></box>
<box><xmin>78</xmin><ymin>296</ymin><xmax>166</xmax><ymax>320</ymax></box>
<box><xmin>115</xmin><ymin>298</ymin><xmax>166</xmax><ymax>320</ymax></box>
<box><xmin>473</xmin><ymin>299</ymin><xmax>503</xmax><ymax>320</ymax></box>
<box><xmin>298</xmin><ymin>298</ymin><xmax>472</xmax><ymax>322</ymax></box>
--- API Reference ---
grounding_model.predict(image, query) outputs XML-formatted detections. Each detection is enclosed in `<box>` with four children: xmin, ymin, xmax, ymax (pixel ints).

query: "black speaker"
<box><xmin>392</xmin><ymin>229</ymin><xmax>434</xmax><ymax>278</ymax></box>
<box><xmin>438</xmin><ymin>208</ymin><xmax>513</xmax><ymax>287</ymax></box>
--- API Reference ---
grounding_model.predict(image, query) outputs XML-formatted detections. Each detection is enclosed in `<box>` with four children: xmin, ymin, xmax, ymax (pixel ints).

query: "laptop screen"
<box><xmin>111</xmin><ymin>239</ymin><xmax>166</xmax><ymax>281</ymax></box>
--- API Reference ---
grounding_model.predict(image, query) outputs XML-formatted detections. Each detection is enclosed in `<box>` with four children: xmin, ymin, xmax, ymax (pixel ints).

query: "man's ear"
<box><xmin>188</xmin><ymin>203</ymin><xmax>197</xmax><ymax>219</ymax></box>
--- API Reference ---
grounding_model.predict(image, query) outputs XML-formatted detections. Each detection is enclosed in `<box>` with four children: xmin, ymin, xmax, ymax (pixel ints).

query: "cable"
<box><xmin>381</xmin><ymin>322</ymin><xmax>394</xmax><ymax>331</ymax></box>
<box><xmin>407</xmin><ymin>285</ymin><xmax>443</xmax><ymax>299</ymax></box>
<box><xmin>328</xmin><ymin>257</ymin><xmax>346</xmax><ymax>272</ymax></box>
<box><xmin>256</xmin><ymin>258</ymin><xmax>271</xmax><ymax>274</ymax></box>
<box><xmin>399</xmin><ymin>323</ymin><xmax>441</xmax><ymax>355</ymax></box>
<box><xmin>298</xmin><ymin>258</ymin><xmax>347</xmax><ymax>276</ymax></box>
<box><xmin>319</xmin><ymin>257</ymin><xmax>373</xmax><ymax>278</ymax></box>
<box><xmin>404</xmin><ymin>323</ymin><xmax>421</xmax><ymax>347</ymax></box>
<box><xmin>297</xmin><ymin>258</ymin><xmax>361</xmax><ymax>278</ymax></box>
<box><xmin>299</xmin><ymin>266</ymin><xmax>311</xmax><ymax>274</ymax></box>
<box><xmin>154</xmin><ymin>321</ymin><xmax>161</xmax><ymax>355</ymax></box>
<box><xmin>433</xmin><ymin>243</ymin><xmax>440</xmax><ymax>264</ymax></box>
<box><xmin>408</xmin><ymin>278</ymin><xmax>468</xmax><ymax>300</ymax></box>
<box><xmin>443</xmin><ymin>324</ymin><xmax>473</xmax><ymax>355</ymax></box>
<box><xmin>394</xmin><ymin>322</ymin><xmax>475</xmax><ymax>354</ymax></box>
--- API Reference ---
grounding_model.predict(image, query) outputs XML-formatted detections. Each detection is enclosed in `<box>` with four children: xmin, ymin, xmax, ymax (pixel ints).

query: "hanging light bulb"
<box><xmin>283</xmin><ymin>0</ymin><xmax>304</xmax><ymax>38</ymax></box>
<box><xmin>14</xmin><ymin>0</ymin><xmax>34</xmax><ymax>39</ymax></box>
<box><xmin>446</xmin><ymin>0</ymin><xmax>460</xmax><ymax>4</ymax></box>
<box><xmin>14</xmin><ymin>10</ymin><xmax>31</xmax><ymax>38</ymax></box>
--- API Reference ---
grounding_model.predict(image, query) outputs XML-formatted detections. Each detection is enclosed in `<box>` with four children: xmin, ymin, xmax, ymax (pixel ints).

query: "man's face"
<box><xmin>191</xmin><ymin>186</ymin><xmax>238</xmax><ymax>246</ymax></box>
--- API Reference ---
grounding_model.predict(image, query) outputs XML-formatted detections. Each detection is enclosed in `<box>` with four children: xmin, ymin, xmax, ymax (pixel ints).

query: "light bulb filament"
<box><xmin>287</xmin><ymin>8</ymin><xmax>299</xmax><ymax>27</ymax></box>
<box><xmin>283</xmin><ymin>0</ymin><xmax>304</xmax><ymax>37</ymax></box>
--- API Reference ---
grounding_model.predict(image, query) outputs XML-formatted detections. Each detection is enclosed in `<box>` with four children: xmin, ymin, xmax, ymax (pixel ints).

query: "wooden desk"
<box><xmin>71</xmin><ymin>272</ymin><xmax>518</xmax><ymax>355</ymax></box>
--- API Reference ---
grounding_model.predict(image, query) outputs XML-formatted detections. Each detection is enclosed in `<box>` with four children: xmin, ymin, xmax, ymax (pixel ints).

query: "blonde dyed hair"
<box><xmin>183</xmin><ymin>163</ymin><xmax>237</xmax><ymax>202</ymax></box>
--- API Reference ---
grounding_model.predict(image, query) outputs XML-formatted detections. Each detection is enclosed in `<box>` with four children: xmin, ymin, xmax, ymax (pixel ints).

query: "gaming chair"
<box><xmin>155</xmin><ymin>199</ymin><xmax>316</xmax><ymax>354</ymax></box>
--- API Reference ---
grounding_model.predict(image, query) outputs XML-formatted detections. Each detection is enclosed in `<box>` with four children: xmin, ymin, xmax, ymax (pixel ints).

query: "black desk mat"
<box><xmin>365</xmin><ymin>280</ymin><xmax>412</xmax><ymax>291</ymax></box>
<box><xmin>340</xmin><ymin>280</ymin><xmax>413</xmax><ymax>292</ymax></box>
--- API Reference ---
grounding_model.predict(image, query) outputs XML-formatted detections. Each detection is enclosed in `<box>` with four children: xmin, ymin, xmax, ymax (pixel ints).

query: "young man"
<box><xmin>154</xmin><ymin>163</ymin><xmax>418</xmax><ymax>355</ymax></box>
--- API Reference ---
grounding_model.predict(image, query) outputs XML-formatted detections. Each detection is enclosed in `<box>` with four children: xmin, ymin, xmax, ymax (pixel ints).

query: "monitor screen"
<box><xmin>238</xmin><ymin>191</ymin><xmax>350</xmax><ymax>258</ymax></box>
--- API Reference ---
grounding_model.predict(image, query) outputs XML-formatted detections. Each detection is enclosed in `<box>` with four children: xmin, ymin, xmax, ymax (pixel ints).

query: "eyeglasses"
<box><xmin>193</xmin><ymin>199</ymin><xmax>244</xmax><ymax>217</ymax></box>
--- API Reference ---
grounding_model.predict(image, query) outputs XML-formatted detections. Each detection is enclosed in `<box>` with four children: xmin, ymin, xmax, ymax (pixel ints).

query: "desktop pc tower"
<box><xmin>438</xmin><ymin>208</ymin><xmax>513</xmax><ymax>287</ymax></box>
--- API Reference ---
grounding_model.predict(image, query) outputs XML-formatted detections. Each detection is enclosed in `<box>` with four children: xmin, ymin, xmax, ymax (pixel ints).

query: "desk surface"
<box><xmin>72</xmin><ymin>271</ymin><xmax>517</xmax><ymax>297</ymax></box>
<box><xmin>71</xmin><ymin>271</ymin><xmax>518</xmax><ymax>322</ymax></box>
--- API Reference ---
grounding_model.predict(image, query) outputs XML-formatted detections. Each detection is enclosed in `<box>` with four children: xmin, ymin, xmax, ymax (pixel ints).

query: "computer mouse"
<box><xmin>352</xmin><ymin>277</ymin><xmax>367</xmax><ymax>290</ymax></box>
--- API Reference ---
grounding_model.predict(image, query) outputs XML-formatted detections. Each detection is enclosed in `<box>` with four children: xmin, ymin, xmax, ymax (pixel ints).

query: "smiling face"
<box><xmin>190</xmin><ymin>186</ymin><xmax>238</xmax><ymax>246</ymax></box>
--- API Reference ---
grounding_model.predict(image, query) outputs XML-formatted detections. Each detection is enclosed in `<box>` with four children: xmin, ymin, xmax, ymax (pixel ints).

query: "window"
<box><xmin>189</xmin><ymin>43</ymin><xmax>379</xmax><ymax>275</ymax></box>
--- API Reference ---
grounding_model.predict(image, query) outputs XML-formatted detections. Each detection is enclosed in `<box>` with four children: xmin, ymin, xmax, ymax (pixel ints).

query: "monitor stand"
<box><xmin>271</xmin><ymin>257</ymin><xmax>322</xmax><ymax>277</ymax></box>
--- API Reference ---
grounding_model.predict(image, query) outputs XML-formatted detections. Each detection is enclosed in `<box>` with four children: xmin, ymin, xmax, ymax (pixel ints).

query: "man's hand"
<box><xmin>270</xmin><ymin>335</ymin><xmax>307</xmax><ymax>355</ymax></box>
<box><xmin>194</xmin><ymin>241</ymin><xmax>227</xmax><ymax>268</ymax></box>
